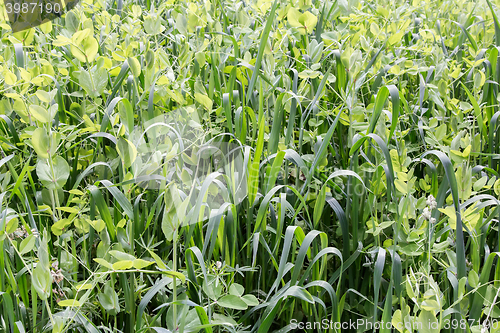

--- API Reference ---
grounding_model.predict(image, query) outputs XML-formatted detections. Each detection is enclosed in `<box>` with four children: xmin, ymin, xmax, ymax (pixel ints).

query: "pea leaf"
<box><xmin>109</xmin><ymin>250</ymin><xmax>136</xmax><ymax>261</ymax></box>
<box><xmin>112</xmin><ymin>260</ymin><xmax>134</xmax><ymax>270</ymax></box>
<box><xmin>229</xmin><ymin>283</ymin><xmax>245</xmax><ymax>297</ymax></box>
<box><xmin>94</xmin><ymin>258</ymin><xmax>113</xmax><ymax>269</ymax></box>
<box><xmin>98</xmin><ymin>282</ymin><xmax>120</xmax><ymax>315</ymax></box>
<box><xmin>416</xmin><ymin>310</ymin><xmax>439</xmax><ymax>333</ymax></box>
<box><xmin>241</xmin><ymin>294</ymin><xmax>259</xmax><ymax>306</ymax></box>
<box><xmin>79</xmin><ymin>68</ymin><xmax>108</xmax><ymax>98</ymax></box>
<box><xmin>19</xmin><ymin>234</ymin><xmax>35</xmax><ymax>254</ymax></box>
<box><xmin>33</xmin><ymin>264</ymin><xmax>52</xmax><ymax>301</ymax></box>
<box><xmin>51</xmin><ymin>219</ymin><xmax>72</xmax><ymax>236</ymax></box>
<box><xmin>36</xmin><ymin>156</ymin><xmax>70</xmax><ymax>190</ymax></box>
<box><xmin>32</xmin><ymin>128</ymin><xmax>50</xmax><ymax>159</ymax></box>
<box><xmin>133</xmin><ymin>259</ymin><xmax>154</xmax><ymax>269</ymax></box>
<box><xmin>71</xmin><ymin>35</ymin><xmax>99</xmax><ymax>63</ymax></box>
<box><xmin>287</xmin><ymin>8</ymin><xmax>317</xmax><ymax>34</ymax></box>
<box><xmin>117</xmin><ymin>138</ymin><xmax>138</xmax><ymax>168</ymax></box>
<box><xmin>29</xmin><ymin>105</ymin><xmax>51</xmax><ymax>123</ymax></box>
<box><xmin>89</xmin><ymin>219</ymin><xmax>106</xmax><ymax>233</ymax></box>
<box><xmin>58</xmin><ymin>299</ymin><xmax>82</xmax><ymax>307</ymax></box>
<box><xmin>128</xmin><ymin>57</ymin><xmax>141</xmax><ymax>77</ymax></box>
<box><xmin>469</xmin><ymin>269</ymin><xmax>479</xmax><ymax>288</ymax></box>
<box><xmin>217</xmin><ymin>295</ymin><xmax>248</xmax><ymax>310</ymax></box>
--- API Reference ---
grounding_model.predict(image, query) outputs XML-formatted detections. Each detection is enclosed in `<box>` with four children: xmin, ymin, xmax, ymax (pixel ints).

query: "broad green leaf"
<box><xmin>469</xmin><ymin>269</ymin><xmax>479</xmax><ymax>288</ymax></box>
<box><xmin>118</xmin><ymin>99</ymin><xmax>134</xmax><ymax>134</ymax></box>
<box><xmin>128</xmin><ymin>57</ymin><xmax>141</xmax><ymax>77</ymax></box>
<box><xmin>71</xmin><ymin>35</ymin><xmax>99</xmax><ymax>63</ymax></box>
<box><xmin>5</xmin><ymin>218</ymin><xmax>18</xmax><ymax>234</ymax></box>
<box><xmin>421</xmin><ymin>300</ymin><xmax>440</xmax><ymax>311</ymax></box>
<box><xmin>32</xmin><ymin>128</ymin><xmax>50</xmax><ymax>159</ymax></box>
<box><xmin>35</xmin><ymin>91</ymin><xmax>49</xmax><ymax>104</ymax></box>
<box><xmin>56</xmin><ymin>206</ymin><xmax>80</xmax><ymax>214</ymax></box>
<box><xmin>98</xmin><ymin>282</ymin><xmax>120</xmax><ymax>315</ymax></box>
<box><xmin>450</xmin><ymin>145</ymin><xmax>471</xmax><ymax>159</ymax></box>
<box><xmin>53</xmin><ymin>35</ymin><xmax>72</xmax><ymax>46</ymax></box>
<box><xmin>133</xmin><ymin>259</ymin><xmax>154</xmax><ymax>269</ymax></box>
<box><xmin>109</xmin><ymin>250</ymin><xmax>136</xmax><ymax>261</ymax></box>
<box><xmin>36</xmin><ymin>156</ymin><xmax>70</xmax><ymax>190</ymax></box>
<box><xmin>287</xmin><ymin>8</ymin><xmax>317</xmax><ymax>34</ymax></box>
<box><xmin>33</xmin><ymin>264</ymin><xmax>52</xmax><ymax>300</ymax></box>
<box><xmin>388</xmin><ymin>31</ymin><xmax>404</xmax><ymax>46</ymax></box>
<box><xmin>112</xmin><ymin>260</ymin><xmax>134</xmax><ymax>270</ymax></box>
<box><xmin>416</xmin><ymin>310</ymin><xmax>439</xmax><ymax>333</ymax></box>
<box><xmin>162</xmin><ymin>270</ymin><xmax>186</xmax><ymax>282</ymax></box>
<box><xmin>4</xmin><ymin>70</ymin><xmax>17</xmax><ymax>85</ymax></box>
<box><xmin>439</xmin><ymin>203</ymin><xmax>481</xmax><ymax>230</ymax></box>
<box><xmin>392</xmin><ymin>310</ymin><xmax>404</xmax><ymax>333</ymax></box>
<box><xmin>58</xmin><ymin>299</ymin><xmax>82</xmax><ymax>307</ymax></box>
<box><xmin>229</xmin><ymin>283</ymin><xmax>245</xmax><ymax>297</ymax></box>
<box><xmin>94</xmin><ymin>258</ymin><xmax>113</xmax><ymax>269</ymax></box>
<box><xmin>194</xmin><ymin>92</ymin><xmax>213</xmax><ymax>110</ymax></box>
<box><xmin>89</xmin><ymin>219</ymin><xmax>106</xmax><ymax>233</ymax></box>
<box><xmin>117</xmin><ymin>138</ymin><xmax>137</xmax><ymax>168</ymax></box>
<box><xmin>51</xmin><ymin>219</ymin><xmax>72</xmax><ymax>236</ymax></box>
<box><xmin>19</xmin><ymin>234</ymin><xmax>35</xmax><ymax>254</ymax></box>
<box><xmin>217</xmin><ymin>295</ymin><xmax>248</xmax><ymax>310</ymax></box>
<box><xmin>203</xmin><ymin>279</ymin><xmax>222</xmax><ymax>301</ymax></box>
<box><xmin>79</xmin><ymin>68</ymin><xmax>108</xmax><ymax>98</ymax></box>
<box><xmin>495</xmin><ymin>179</ymin><xmax>500</xmax><ymax>196</ymax></box>
<box><xmin>241</xmin><ymin>294</ymin><xmax>259</xmax><ymax>306</ymax></box>
<box><xmin>144</xmin><ymin>15</ymin><xmax>162</xmax><ymax>34</ymax></box>
<box><xmin>195</xmin><ymin>52</ymin><xmax>206</xmax><ymax>67</ymax></box>
<box><xmin>75</xmin><ymin>283</ymin><xmax>93</xmax><ymax>290</ymax></box>
<box><xmin>29</xmin><ymin>105</ymin><xmax>51</xmax><ymax>123</ymax></box>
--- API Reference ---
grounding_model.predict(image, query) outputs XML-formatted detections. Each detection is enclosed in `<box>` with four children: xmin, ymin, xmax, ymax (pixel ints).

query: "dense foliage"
<box><xmin>1</xmin><ymin>0</ymin><xmax>500</xmax><ymax>332</ymax></box>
